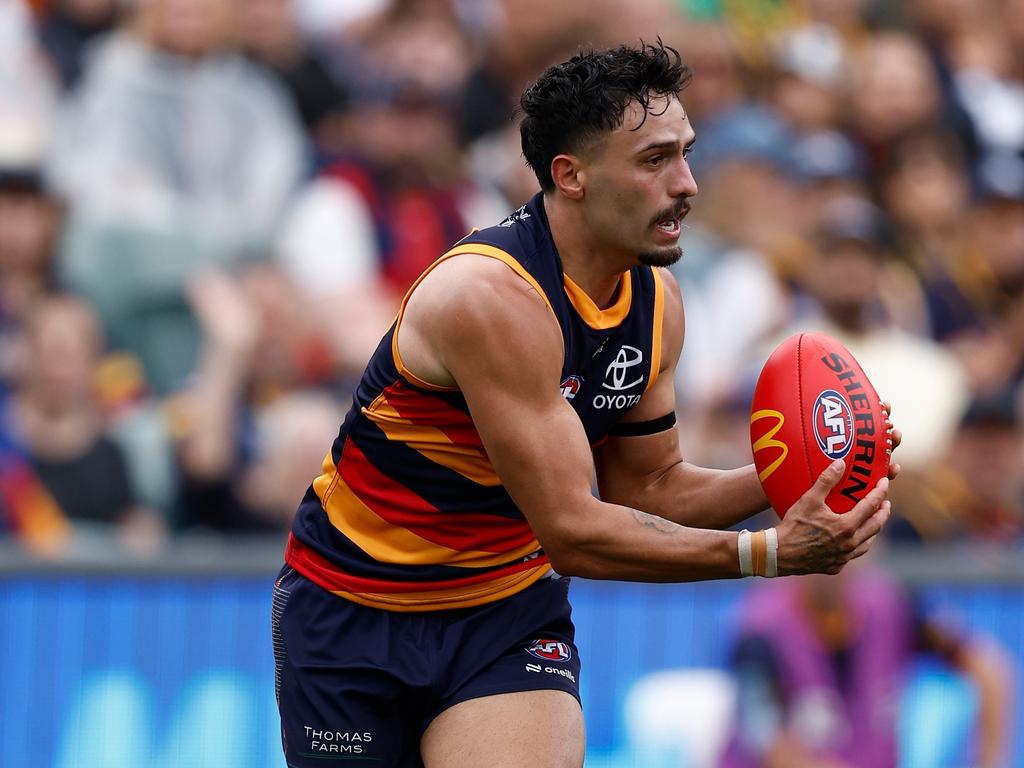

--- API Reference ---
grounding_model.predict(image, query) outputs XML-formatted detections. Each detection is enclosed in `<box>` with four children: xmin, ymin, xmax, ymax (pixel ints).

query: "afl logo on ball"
<box><xmin>526</xmin><ymin>638</ymin><xmax>572</xmax><ymax>662</ymax></box>
<box><xmin>813</xmin><ymin>389</ymin><xmax>854</xmax><ymax>460</ymax></box>
<box><xmin>560</xmin><ymin>375</ymin><xmax>583</xmax><ymax>401</ymax></box>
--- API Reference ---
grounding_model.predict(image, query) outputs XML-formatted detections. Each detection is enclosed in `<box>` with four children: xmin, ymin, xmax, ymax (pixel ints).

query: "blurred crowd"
<box><xmin>0</xmin><ymin>0</ymin><xmax>1022</xmax><ymax>557</ymax></box>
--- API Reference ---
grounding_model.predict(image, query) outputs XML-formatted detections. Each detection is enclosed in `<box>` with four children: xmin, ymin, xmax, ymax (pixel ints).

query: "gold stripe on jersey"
<box><xmin>562</xmin><ymin>271</ymin><xmax>633</xmax><ymax>330</ymax></box>
<box><xmin>390</xmin><ymin>243</ymin><xmax>559</xmax><ymax>390</ymax></box>
<box><xmin>312</xmin><ymin>451</ymin><xmax>540</xmax><ymax>568</ymax></box>
<box><xmin>646</xmin><ymin>267</ymin><xmax>665</xmax><ymax>393</ymax></box>
<box><xmin>328</xmin><ymin>562</ymin><xmax>552</xmax><ymax>611</ymax></box>
<box><xmin>361</xmin><ymin>393</ymin><xmax>502</xmax><ymax>486</ymax></box>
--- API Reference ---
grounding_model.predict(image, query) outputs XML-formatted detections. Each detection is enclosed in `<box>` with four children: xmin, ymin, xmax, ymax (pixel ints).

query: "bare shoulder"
<box><xmin>399</xmin><ymin>254</ymin><xmax>563</xmax><ymax>389</ymax></box>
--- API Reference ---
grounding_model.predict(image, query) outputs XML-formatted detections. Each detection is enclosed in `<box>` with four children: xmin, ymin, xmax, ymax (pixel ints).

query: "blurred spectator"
<box><xmin>785</xmin><ymin>196</ymin><xmax>969</xmax><ymax>470</ymax></box>
<box><xmin>46</xmin><ymin>0</ymin><xmax>307</xmax><ymax>393</ymax></box>
<box><xmin>767</xmin><ymin>24</ymin><xmax>848</xmax><ymax>136</ymax></box>
<box><xmin>0</xmin><ymin>166</ymin><xmax>61</xmax><ymax>392</ymax></box>
<box><xmin>890</xmin><ymin>388</ymin><xmax>1024</xmax><ymax>543</ymax></box>
<box><xmin>879</xmin><ymin>130</ymin><xmax>974</xmax><ymax>334</ymax></box>
<box><xmin>847</xmin><ymin>32</ymin><xmax>946</xmax><ymax>173</ymax></box>
<box><xmin>175</xmin><ymin>268</ymin><xmax>341</xmax><ymax>532</ymax></box>
<box><xmin>669</xmin><ymin>22</ymin><xmax>749</xmax><ymax>128</ymax></box>
<box><xmin>37</xmin><ymin>0</ymin><xmax>122</xmax><ymax>90</ymax></box>
<box><xmin>0</xmin><ymin>294</ymin><xmax>165</xmax><ymax>554</ymax></box>
<box><xmin>939</xmin><ymin>153</ymin><xmax>1024</xmax><ymax>395</ymax></box>
<box><xmin>789</xmin><ymin>130</ymin><xmax>870</xmax><ymax>237</ymax></box>
<box><xmin>1</xmin><ymin>0</ymin><xmax>59</xmax><ymax>158</ymax></box>
<box><xmin>673</xmin><ymin>105</ymin><xmax>805</xmax><ymax>412</ymax></box>
<box><xmin>235</xmin><ymin>0</ymin><xmax>350</xmax><ymax>145</ymax></box>
<box><xmin>457</xmin><ymin>0</ymin><xmax>602</xmax><ymax>143</ymax></box>
<box><xmin>719</xmin><ymin>563</ymin><xmax>1014</xmax><ymax>768</ymax></box>
<box><xmin>278</xmin><ymin>6</ymin><xmax>506</xmax><ymax>375</ymax></box>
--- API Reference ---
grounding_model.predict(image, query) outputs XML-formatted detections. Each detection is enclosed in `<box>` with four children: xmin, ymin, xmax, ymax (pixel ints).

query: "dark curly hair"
<box><xmin>519</xmin><ymin>41</ymin><xmax>693</xmax><ymax>192</ymax></box>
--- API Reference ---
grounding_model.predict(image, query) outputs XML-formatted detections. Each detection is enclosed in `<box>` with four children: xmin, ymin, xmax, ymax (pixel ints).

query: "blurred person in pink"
<box><xmin>45</xmin><ymin>0</ymin><xmax>307</xmax><ymax>393</ymax></box>
<box><xmin>718</xmin><ymin>561</ymin><xmax>1013</xmax><ymax>768</ymax></box>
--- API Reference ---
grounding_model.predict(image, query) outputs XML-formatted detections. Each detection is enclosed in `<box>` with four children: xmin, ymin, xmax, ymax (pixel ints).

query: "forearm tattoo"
<box><xmin>630</xmin><ymin>508</ymin><xmax>680</xmax><ymax>535</ymax></box>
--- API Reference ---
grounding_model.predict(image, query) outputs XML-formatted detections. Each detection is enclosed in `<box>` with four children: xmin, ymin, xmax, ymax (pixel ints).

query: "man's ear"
<box><xmin>551</xmin><ymin>154</ymin><xmax>586</xmax><ymax>200</ymax></box>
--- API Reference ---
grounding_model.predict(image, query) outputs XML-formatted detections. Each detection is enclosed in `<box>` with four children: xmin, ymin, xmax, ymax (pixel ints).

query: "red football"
<box><xmin>750</xmin><ymin>332</ymin><xmax>890</xmax><ymax>518</ymax></box>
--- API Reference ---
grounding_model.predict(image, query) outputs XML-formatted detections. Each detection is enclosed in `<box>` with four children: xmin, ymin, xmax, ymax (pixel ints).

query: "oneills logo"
<box><xmin>751</xmin><ymin>409</ymin><xmax>789</xmax><ymax>482</ymax></box>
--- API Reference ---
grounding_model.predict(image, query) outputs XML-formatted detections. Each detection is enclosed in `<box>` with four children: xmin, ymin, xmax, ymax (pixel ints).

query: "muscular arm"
<box><xmin>400</xmin><ymin>256</ymin><xmax>888</xmax><ymax>581</ymax></box>
<box><xmin>594</xmin><ymin>269</ymin><xmax>767</xmax><ymax>529</ymax></box>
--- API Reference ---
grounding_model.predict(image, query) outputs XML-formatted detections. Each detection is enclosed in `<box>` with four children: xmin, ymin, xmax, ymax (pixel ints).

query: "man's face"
<box><xmin>577</xmin><ymin>95</ymin><xmax>698</xmax><ymax>267</ymax></box>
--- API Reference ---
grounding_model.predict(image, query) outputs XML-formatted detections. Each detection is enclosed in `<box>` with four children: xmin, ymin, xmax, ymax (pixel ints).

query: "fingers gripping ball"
<box><xmin>750</xmin><ymin>333</ymin><xmax>890</xmax><ymax>517</ymax></box>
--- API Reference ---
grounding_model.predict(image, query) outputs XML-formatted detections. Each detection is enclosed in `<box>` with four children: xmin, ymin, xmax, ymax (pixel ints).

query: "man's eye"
<box><xmin>647</xmin><ymin>156</ymin><xmax>664</xmax><ymax>167</ymax></box>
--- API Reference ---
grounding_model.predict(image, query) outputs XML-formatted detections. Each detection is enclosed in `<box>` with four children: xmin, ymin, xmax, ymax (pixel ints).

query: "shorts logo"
<box><xmin>603</xmin><ymin>346</ymin><xmax>644</xmax><ymax>391</ymax></box>
<box><xmin>526</xmin><ymin>638</ymin><xmax>572</xmax><ymax>662</ymax></box>
<box><xmin>814</xmin><ymin>389</ymin><xmax>854</xmax><ymax>459</ymax></box>
<box><xmin>560</xmin><ymin>375</ymin><xmax>583</xmax><ymax>401</ymax></box>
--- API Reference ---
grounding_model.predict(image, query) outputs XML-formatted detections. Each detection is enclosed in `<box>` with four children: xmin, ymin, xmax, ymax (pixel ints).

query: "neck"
<box><xmin>14</xmin><ymin>395</ymin><xmax>100</xmax><ymax>460</ymax></box>
<box><xmin>544</xmin><ymin>193</ymin><xmax>630</xmax><ymax>309</ymax></box>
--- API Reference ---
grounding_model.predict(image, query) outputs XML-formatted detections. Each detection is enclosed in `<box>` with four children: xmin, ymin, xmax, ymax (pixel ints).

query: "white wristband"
<box><xmin>737</xmin><ymin>529</ymin><xmax>753</xmax><ymax>577</ymax></box>
<box><xmin>764</xmin><ymin>527</ymin><xmax>778</xmax><ymax>578</ymax></box>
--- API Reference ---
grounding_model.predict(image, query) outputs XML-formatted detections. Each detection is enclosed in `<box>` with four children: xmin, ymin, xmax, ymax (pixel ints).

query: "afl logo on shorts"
<box><xmin>813</xmin><ymin>389</ymin><xmax>854</xmax><ymax>460</ymax></box>
<box><xmin>560</xmin><ymin>375</ymin><xmax>583</xmax><ymax>401</ymax></box>
<box><xmin>526</xmin><ymin>638</ymin><xmax>572</xmax><ymax>662</ymax></box>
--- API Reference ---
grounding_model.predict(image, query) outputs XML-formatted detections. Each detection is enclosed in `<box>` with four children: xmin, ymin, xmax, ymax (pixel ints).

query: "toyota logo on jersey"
<box><xmin>603</xmin><ymin>346</ymin><xmax>644</xmax><ymax>391</ymax></box>
<box><xmin>526</xmin><ymin>638</ymin><xmax>572</xmax><ymax>662</ymax></box>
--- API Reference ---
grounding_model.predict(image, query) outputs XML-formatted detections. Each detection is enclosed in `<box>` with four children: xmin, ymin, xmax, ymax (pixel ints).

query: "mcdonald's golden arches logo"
<box><xmin>751</xmin><ymin>409</ymin><xmax>789</xmax><ymax>482</ymax></box>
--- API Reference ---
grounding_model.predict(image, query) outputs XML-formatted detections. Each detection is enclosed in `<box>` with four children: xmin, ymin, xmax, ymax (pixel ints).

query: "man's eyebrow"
<box><xmin>637</xmin><ymin>138</ymin><xmax>696</xmax><ymax>154</ymax></box>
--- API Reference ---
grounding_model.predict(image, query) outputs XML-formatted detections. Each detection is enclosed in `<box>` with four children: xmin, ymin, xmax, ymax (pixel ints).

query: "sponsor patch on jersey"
<box><xmin>560</xmin><ymin>375</ymin><xmax>583</xmax><ymax>401</ymax></box>
<box><xmin>603</xmin><ymin>346</ymin><xmax>644</xmax><ymax>391</ymax></box>
<box><xmin>525</xmin><ymin>638</ymin><xmax>572</xmax><ymax>662</ymax></box>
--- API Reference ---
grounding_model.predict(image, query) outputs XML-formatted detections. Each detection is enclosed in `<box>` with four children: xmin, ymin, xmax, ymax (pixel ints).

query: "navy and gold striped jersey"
<box><xmin>286</xmin><ymin>192</ymin><xmax>666</xmax><ymax>611</ymax></box>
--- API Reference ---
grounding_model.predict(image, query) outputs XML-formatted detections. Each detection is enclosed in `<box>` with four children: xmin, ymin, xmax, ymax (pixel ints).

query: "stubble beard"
<box><xmin>638</xmin><ymin>246</ymin><xmax>683</xmax><ymax>267</ymax></box>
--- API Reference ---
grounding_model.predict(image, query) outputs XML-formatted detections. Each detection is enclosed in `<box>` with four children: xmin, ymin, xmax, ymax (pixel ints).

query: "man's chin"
<box><xmin>638</xmin><ymin>246</ymin><xmax>682</xmax><ymax>267</ymax></box>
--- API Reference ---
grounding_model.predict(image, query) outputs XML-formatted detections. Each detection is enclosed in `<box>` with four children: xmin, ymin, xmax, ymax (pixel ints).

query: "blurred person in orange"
<box><xmin>718</xmin><ymin>560</ymin><xmax>1014</xmax><ymax>768</ymax></box>
<box><xmin>0</xmin><ymin>294</ymin><xmax>165</xmax><ymax>555</ymax></box>
<box><xmin>271</xmin><ymin>41</ymin><xmax>897</xmax><ymax>768</ymax></box>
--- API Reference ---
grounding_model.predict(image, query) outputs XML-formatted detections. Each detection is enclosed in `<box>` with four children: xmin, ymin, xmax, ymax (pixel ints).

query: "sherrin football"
<box><xmin>750</xmin><ymin>332</ymin><xmax>890</xmax><ymax>518</ymax></box>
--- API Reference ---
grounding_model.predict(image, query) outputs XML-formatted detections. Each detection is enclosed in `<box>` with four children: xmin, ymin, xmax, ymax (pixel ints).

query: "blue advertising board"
<box><xmin>1</xmin><ymin>572</ymin><xmax>1021</xmax><ymax>767</ymax></box>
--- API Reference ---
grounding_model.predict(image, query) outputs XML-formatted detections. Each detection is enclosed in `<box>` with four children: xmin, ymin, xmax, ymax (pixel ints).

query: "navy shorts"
<box><xmin>271</xmin><ymin>566</ymin><xmax>581</xmax><ymax>767</ymax></box>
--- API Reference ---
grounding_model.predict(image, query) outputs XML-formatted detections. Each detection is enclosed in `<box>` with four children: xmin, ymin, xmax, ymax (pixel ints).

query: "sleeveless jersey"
<box><xmin>285</xmin><ymin>192</ymin><xmax>667</xmax><ymax>611</ymax></box>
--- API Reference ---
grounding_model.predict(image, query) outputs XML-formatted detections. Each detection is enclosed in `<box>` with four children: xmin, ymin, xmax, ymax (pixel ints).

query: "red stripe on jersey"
<box><xmin>381</xmin><ymin>382</ymin><xmax>486</xmax><ymax>450</ymax></box>
<box><xmin>285</xmin><ymin>534</ymin><xmax>547</xmax><ymax>594</ymax></box>
<box><xmin>340</xmin><ymin>439</ymin><xmax>537</xmax><ymax>553</ymax></box>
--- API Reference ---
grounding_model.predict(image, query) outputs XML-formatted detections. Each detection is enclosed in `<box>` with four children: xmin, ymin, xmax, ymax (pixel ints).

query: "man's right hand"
<box><xmin>775</xmin><ymin>461</ymin><xmax>890</xmax><ymax>576</ymax></box>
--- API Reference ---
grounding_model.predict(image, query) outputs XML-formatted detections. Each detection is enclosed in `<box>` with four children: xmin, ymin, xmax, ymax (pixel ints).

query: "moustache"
<box><xmin>650</xmin><ymin>203</ymin><xmax>691</xmax><ymax>228</ymax></box>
